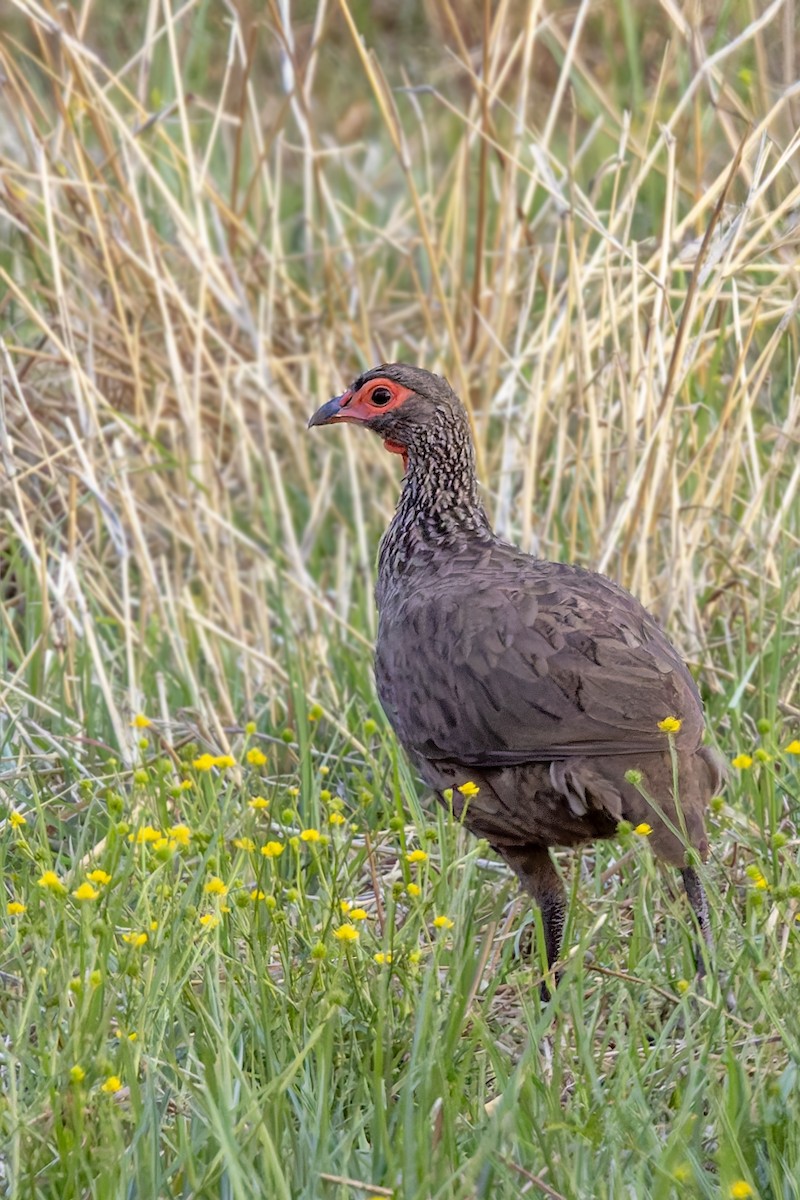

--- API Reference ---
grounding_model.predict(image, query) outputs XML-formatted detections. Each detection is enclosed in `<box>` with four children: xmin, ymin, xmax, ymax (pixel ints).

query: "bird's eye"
<box><xmin>371</xmin><ymin>386</ymin><xmax>393</xmax><ymax>407</ymax></box>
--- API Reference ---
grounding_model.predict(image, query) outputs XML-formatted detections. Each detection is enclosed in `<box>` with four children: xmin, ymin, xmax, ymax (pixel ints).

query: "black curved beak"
<box><xmin>307</xmin><ymin>395</ymin><xmax>347</xmax><ymax>429</ymax></box>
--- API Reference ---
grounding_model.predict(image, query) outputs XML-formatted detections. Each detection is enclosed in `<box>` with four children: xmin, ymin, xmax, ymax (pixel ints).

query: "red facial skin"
<box><xmin>336</xmin><ymin>378</ymin><xmax>415</xmax><ymax>470</ymax></box>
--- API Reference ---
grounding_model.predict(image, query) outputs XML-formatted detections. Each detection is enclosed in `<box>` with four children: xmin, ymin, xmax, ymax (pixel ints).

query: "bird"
<box><xmin>308</xmin><ymin>362</ymin><xmax>723</xmax><ymax>994</ymax></box>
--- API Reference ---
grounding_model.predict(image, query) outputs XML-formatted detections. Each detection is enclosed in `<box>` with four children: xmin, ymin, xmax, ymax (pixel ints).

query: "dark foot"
<box><xmin>512</xmin><ymin>919</ymin><xmax>562</xmax><ymax>1001</ymax></box>
<box><xmin>538</xmin><ymin>969</ymin><xmax>563</xmax><ymax>1003</ymax></box>
<box><xmin>681</xmin><ymin>865</ymin><xmax>712</xmax><ymax>977</ymax></box>
<box><xmin>499</xmin><ymin>844</ymin><xmax>566</xmax><ymax>998</ymax></box>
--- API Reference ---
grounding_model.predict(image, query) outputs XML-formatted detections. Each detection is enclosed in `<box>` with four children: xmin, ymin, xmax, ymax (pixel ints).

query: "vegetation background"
<box><xmin>2</xmin><ymin>0</ymin><xmax>800</xmax><ymax>1197</ymax></box>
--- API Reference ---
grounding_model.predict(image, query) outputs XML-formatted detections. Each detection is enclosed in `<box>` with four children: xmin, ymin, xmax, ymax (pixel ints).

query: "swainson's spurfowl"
<box><xmin>309</xmin><ymin>363</ymin><xmax>722</xmax><ymax>992</ymax></box>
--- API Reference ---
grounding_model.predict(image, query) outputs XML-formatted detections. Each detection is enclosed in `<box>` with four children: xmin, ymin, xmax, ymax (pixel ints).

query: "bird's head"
<box><xmin>307</xmin><ymin>363</ymin><xmax>467</xmax><ymax>470</ymax></box>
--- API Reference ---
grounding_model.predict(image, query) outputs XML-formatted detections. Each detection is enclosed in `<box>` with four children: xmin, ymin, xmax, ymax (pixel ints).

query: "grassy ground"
<box><xmin>2</xmin><ymin>1</ymin><xmax>800</xmax><ymax>1197</ymax></box>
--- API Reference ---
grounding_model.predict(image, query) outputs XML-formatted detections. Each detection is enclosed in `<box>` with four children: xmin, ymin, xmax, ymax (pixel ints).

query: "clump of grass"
<box><xmin>2</xmin><ymin>1</ymin><xmax>800</xmax><ymax>1195</ymax></box>
<box><xmin>3</xmin><ymin>697</ymin><xmax>800</xmax><ymax>1196</ymax></box>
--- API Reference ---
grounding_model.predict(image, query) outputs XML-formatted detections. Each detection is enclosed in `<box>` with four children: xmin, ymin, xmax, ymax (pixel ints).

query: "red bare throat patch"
<box><xmin>383</xmin><ymin>438</ymin><xmax>409</xmax><ymax>471</ymax></box>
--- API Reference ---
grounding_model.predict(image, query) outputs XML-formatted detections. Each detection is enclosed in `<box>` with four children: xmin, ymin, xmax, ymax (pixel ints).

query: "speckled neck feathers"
<box><xmin>377</xmin><ymin>401</ymin><xmax>492</xmax><ymax>590</ymax></box>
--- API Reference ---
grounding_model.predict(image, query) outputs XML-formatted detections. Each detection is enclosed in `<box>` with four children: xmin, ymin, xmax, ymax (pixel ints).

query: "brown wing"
<box><xmin>375</xmin><ymin>555</ymin><xmax>705</xmax><ymax>770</ymax></box>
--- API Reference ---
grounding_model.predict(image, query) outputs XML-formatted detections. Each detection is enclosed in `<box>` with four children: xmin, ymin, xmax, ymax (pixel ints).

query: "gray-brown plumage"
<box><xmin>309</xmin><ymin>363</ymin><xmax>722</xmax><ymax>993</ymax></box>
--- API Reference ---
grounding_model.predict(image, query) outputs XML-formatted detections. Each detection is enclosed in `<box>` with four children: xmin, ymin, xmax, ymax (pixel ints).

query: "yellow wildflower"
<box><xmin>785</xmin><ymin>739</ymin><xmax>800</xmax><ymax>755</ymax></box>
<box><xmin>87</xmin><ymin>869</ymin><xmax>111</xmax><ymax>885</ymax></box>
<box><xmin>246</xmin><ymin>748</ymin><xmax>267</xmax><ymax>767</ymax></box>
<box><xmin>7</xmin><ymin>901</ymin><xmax>26</xmax><ymax>915</ymax></box>
<box><xmin>199</xmin><ymin>913</ymin><xmax>220</xmax><ymax>929</ymax></box>
<box><xmin>121</xmin><ymin>932</ymin><xmax>148</xmax><ymax>947</ymax></box>
<box><xmin>329</xmin><ymin>812</ymin><xmax>346</xmax><ymax>826</ymax></box>
<box><xmin>406</xmin><ymin>849</ymin><xmax>428</xmax><ymax>864</ymax></box>
<box><xmin>100</xmin><ymin>1075</ymin><xmax>122</xmax><ymax>1094</ymax></box>
<box><xmin>409</xmin><ymin>949</ymin><xmax>421</xmax><ymax>964</ymax></box>
<box><xmin>192</xmin><ymin>754</ymin><xmax>216</xmax><ymax>771</ymax></box>
<box><xmin>340</xmin><ymin>900</ymin><xmax>352</xmax><ymax>914</ymax></box>
<box><xmin>69</xmin><ymin>1065</ymin><xmax>86</xmax><ymax>1084</ymax></box>
<box><xmin>249</xmin><ymin>796</ymin><xmax>269</xmax><ymax>810</ymax></box>
<box><xmin>287</xmin><ymin>786</ymin><xmax>300</xmax><ymax>798</ymax></box>
<box><xmin>9</xmin><ymin>811</ymin><xmax>27</xmax><ymax>828</ymax></box>
<box><xmin>334</xmin><ymin>924</ymin><xmax>359</xmax><ymax>942</ymax></box>
<box><xmin>37</xmin><ymin>870</ymin><xmax>66</xmax><ymax>895</ymax></box>
<box><xmin>407</xmin><ymin>882</ymin><xmax>421</xmax><ymax>897</ymax></box>
<box><xmin>457</xmin><ymin>781</ymin><xmax>480</xmax><ymax>797</ymax></box>
<box><xmin>350</xmin><ymin>908</ymin><xmax>369</xmax><ymax>921</ymax></box>
<box><xmin>168</xmin><ymin>824</ymin><xmax>191</xmax><ymax>846</ymax></box>
<box><xmin>131</xmin><ymin>714</ymin><xmax>152</xmax><ymax>729</ymax></box>
<box><xmin>374</xmin><ymin>952</ymin><xmax>393</xmax><ymax>964</ymax></box>
<box><xmin>130</xmin><ymin>825</ymin><xmax>161</xmax><ymax>845</ymax></box>
<box><xmin>261</xmin><ymin>841</ymin><xmax>285</xmax><ymax>859</ymax></box>
<box><xmin>213</xmin><ymin>754</ymin><xmax>236</xmax><ymax>769</ymax></box>
<box><xmin>204</xmin><ymin>876</ymin><xmax>228</xmax><ymax>896</ymax></box>
<box><xmin>250</xmin><ymin>889</ymin><xmax>266</xmax><ymax>901</ymax></box>
<box><xmin>657</xmin><ymin>717</ymin><xmax>682</xmax><ymax>733</ymax></box>
<box><xmin>729</xmin><ymin>1184</ymin><xmax>754</xmax><ymax>1200</ymax></box>
<box><xmin>177</xmin><ymin>779</ymin><xmax>193</xmax><ymax>791</ymax></box>
<box><xmin>300</xmin><ymin>828</ymin><xmax>321</xmax><ymax>843</ymax></box>
<box><xmin>433</xmin><ymin>915</ymin><xmax>455</xmax><ymax>930</ymax></box>
<box><xmin>676</xmin><ymin>979</ymin><xmax>690</xmax><ymax>994</ymax></box>
<box><xmin>633</xmin><ymin>823</ymin><xmax>653</xmax><ymax>836</ymax></box>
<box><xmin>233</xmin><ymin>837</ymin><xmax>256</xmax><ymax>853</ymax></box>
<box><xmin>744</xmin><ymin>863</ymin><xmax>768</xmax><ymax>890</ymax></box>
<box><xmin>732</xmin><ymin>754</ymin><xmax>753</xmax><ymax>770</ymax></box>
<box><xmin>72</xmin><ymin>883</ymin><xmax>100</xmax><ymax>902</ymax></box>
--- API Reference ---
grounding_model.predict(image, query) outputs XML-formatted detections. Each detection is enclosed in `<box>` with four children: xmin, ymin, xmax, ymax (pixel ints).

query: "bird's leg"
<box><xmin>681</xmin><ymin>866</ymin><xmax>712</xmax><ymax>978</ymax></box>
<box><xmin>499</xmin><ymin>844</ymin><xmax>565</xmax><ymax>1000</ymax></box>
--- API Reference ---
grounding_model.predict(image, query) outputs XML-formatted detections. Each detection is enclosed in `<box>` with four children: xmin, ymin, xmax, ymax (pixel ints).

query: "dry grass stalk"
<box><xmin>2</xmin><ymin>0</ymin><xmax>799</xmax><ymax>767</ymax></box>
